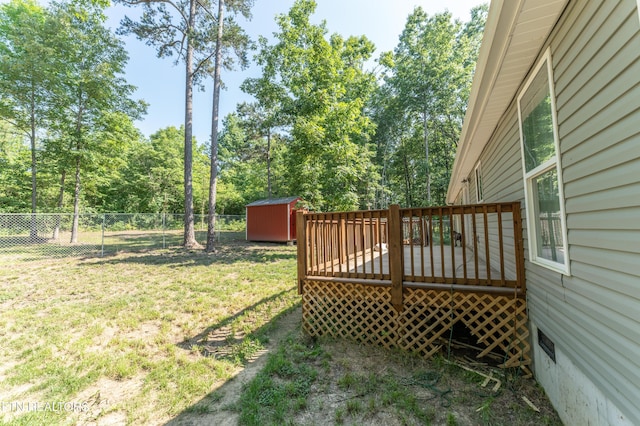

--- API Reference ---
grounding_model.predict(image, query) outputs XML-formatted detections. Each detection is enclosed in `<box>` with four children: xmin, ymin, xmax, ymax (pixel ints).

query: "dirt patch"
<box><xmin>293</xmin><ymin>338</ymin><xmax>561</xmax><ymax>426</ymax></box>
<box><xmin>73</xmin><ymin>377</ymin><xmax>144</xmax><ymax>426</ymax></box>
<box><xmin>166</xmin><ymin>307</ymin><xmax>561</xmax><ymax>426</ymax></box>
<box><xmin>122</xmin><ymin>321</ymin><xmax>161</xmax><ymax>340</ymax></box>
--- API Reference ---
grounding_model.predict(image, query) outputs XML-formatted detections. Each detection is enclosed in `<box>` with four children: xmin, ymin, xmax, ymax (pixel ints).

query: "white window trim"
<box><xmin>637</xmin><ymin>0</ymin><xmax>640</xmax><ymax>26</ymax></box>
<box><xmin>474</xmin><ymin>162</ymin><xmax>483</xmax><ymax>203</ymax></box>
<box><xmin>463</xmin><ymin>182</ymin><xmax>469</xmax><ymax>205</ymax></box>
<box><xmin>517</xmin><ymin>48</ymin><xmax>570</xmax><ymax>276</ymax></box>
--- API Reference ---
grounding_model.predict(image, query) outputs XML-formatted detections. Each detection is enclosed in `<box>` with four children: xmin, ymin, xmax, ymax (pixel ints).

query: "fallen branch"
<box><xmin>522</xmin><ymin>396</ymin><xmax>540</xmax><ymax>412</ymax></box>
<box><xmin>445</xmin><ymin>360</ymin><xmax>501</xmax><ymax>392</ymax></box>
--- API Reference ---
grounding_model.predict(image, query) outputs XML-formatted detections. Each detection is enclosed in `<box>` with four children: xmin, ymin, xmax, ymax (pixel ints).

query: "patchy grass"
<box><xmin>0</xmin><ymin>240</ymin><xmax>298</xmax><ymax>425</ymax></box>
<box><xmin>235</xmin><ymin>333</ymin><xmax>563</xmax><ymax>426</ymax></box>
<box><xmin>236</xmin><ymin>335</ymin><xmax>321</xmax><ymax>425</ymax></box>
<box><xmin>0</xmin><ymin>238</ymin><xmax>562</xmax><ymax>425</ymax></box>
<box><xmin>0</xmin><ymin>229</ymin><xmax>245</xmax><ymax>261</ymax></box>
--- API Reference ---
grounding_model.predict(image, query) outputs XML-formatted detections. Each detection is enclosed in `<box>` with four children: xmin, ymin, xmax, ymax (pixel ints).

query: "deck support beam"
<box><xmin>296</xmin><ymin>210</ymin><xmax>306</xmax><ymax>295</ymax></box>
<box><xmin>388</xmin><ymin>204</ymin><xmax>404</xmax><ymax>312</ymax></box>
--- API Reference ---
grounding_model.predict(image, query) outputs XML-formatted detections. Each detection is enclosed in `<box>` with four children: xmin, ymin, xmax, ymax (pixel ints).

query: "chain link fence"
<box><xmin>0</xmin><ymin>213</ymin><xmax>245</xmax><ymax>260</ymax></box>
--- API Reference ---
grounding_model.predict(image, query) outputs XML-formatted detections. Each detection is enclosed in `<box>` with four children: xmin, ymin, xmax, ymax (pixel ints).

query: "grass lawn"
<box><xmin>0</xmin><ymin>229</ymin><xmax>245</xmax><ymax>260</ymax></box>
<box><xmin>0</xmin><ymin>238</ymin><xmax>562</xmax><ymax>425</ymax></box>
<box><xmin>0</xmin><ymin>240</ymin><xmax>299</xmax><ymax>425</ymax></box>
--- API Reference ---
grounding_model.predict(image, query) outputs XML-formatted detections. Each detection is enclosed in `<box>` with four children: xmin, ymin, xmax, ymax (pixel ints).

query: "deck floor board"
<box><xmin>340</xmin><ymin>245</ymin><xmax>507</xmax><ymax>280</ymax></box>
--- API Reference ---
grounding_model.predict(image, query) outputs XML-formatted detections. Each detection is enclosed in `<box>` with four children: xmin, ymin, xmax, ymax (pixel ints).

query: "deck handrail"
<box><xmin>297</xmin><ymin>202</ymin><xmax>525</xmax><ymax>305</ymax></box>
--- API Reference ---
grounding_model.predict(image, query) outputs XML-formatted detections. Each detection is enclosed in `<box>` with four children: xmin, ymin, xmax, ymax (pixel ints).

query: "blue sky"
<box><xmin>106</xmin><ymin>1</ymin><xmax>487</xmax><ymax>144</ymax></box>
<box><xmin>108</xmin><ymin>0</ymin><xmax>483</xmax><ymax>144</ymax></box>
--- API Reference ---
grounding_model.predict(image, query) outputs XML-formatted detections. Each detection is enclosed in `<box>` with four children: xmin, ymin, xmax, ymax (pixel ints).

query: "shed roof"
<box><xmin>446</xmin><ymin>0</ymin><xmax>569</xmax><ymax>203</ymax></box>
<box><xmin>246</xmin><ymin>196</ymin><xmax>300</xmax><ymax>207</ymax></box>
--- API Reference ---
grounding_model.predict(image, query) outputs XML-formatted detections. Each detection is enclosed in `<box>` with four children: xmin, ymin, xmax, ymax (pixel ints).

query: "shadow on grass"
<box><xmin>0</xmin><ymin>231</ymin><xmax>256</xmax><ymax>262</ymax></box>
<box><xmin>175</xmin><ymin>288</ymin><xmax>298</xmax><ymax>352</ymax></box>
<box><xmin>102</xmin><ymin>230</ymin><xmax>246</xmax><ymax>254</ymax></box>
<box><xmin>86</xmin><ymin>239</ymin><xmax>297</xmax><ymax>268</ymax></box>
<box><xmin>0</xmin><ymin>235</ymin><xmax>102</xmax><ymax>261</ymax></box>
<box><xmin>165</xmin><ymin>297</ymin><xmax>303</xmax><ymax>425</ymax></box>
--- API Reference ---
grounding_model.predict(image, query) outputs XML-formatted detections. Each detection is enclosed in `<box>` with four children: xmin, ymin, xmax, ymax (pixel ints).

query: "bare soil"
<box><xmin>163</xmin><ymin>307</ymin><xmax>562</xmax><ymax>426</ymax></box>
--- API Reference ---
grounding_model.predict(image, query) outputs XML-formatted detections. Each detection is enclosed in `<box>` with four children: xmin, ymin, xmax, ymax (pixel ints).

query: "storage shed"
<box><xmin>246</xmin><ymin>196</ymin><xmax>301</xmax><ymax>243</ymax></box>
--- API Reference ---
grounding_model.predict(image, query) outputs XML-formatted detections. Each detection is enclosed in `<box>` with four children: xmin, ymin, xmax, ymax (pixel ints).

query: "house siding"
<box><xmin>474</xmin><ymin>0</ymin><xmax>640</xmax><ymax>424</ymax></box>
<box><xmin>475</xmin><ymin>101</ymin><xmax>525</xmax><ymax>281</ymax></box>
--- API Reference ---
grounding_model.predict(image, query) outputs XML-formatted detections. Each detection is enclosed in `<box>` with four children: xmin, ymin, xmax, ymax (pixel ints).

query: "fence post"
<box><xmin>101</xmin><ymin>214</ymin><xmax>105</xmax><ymax>257</ymax></box>
<box><xmin>296</xmin><ymin>210</ymin><xmax>306</xmax><ymax>295</ymax></box>
<box><xmin>388</xmin><ymin>204</ymin><xmax>404</xmax><ymax>312</ymax></box>
<box><xmin>162</xmin><ymin>213</ymin><xmax>166</xmax><ymax>249</ymax></box>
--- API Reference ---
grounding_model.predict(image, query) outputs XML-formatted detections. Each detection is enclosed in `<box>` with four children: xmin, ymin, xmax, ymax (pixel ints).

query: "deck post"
<box><xmin>388</xmin><ymin>204</ymin><xmax>403</xmax><ymax>312</ymax></box>
<box><xmin>339</xmin><ymin>216</ymin><xmax>346</xmax><ymax>265</ymax></box>
<box><xmin>296</xmin><ymin>210</ymin><xmax>307</xmax><ymax>295</ymax></box>
<box><xmin>512</xmin><ymin>202</ymin><xmax>526</xmax><ymax>294</ymax></box>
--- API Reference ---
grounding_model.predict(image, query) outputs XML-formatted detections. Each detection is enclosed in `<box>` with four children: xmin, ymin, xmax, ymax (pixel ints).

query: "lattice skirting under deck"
<box><xmin>301</xmin><ymin>280</ymin><xmax>531</xmax><ymax>375</ymax></box>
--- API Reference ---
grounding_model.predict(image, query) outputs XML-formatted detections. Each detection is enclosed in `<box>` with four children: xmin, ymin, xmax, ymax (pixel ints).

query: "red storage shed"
<box><xmin>245</xmin><ymin>196</ymin><xmax>301</xmax><ymax>243</ymax></box>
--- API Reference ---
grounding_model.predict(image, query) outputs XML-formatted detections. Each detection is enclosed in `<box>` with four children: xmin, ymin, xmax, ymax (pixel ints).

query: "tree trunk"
<box><xmin>267</xmin><ymin>127</ymin><xmax>272</xmax><ymax>198</ymax></box>
<box><xmin>52</xmin><ymin>169</ymin><xmax>66</xmax><ymax>240</ymax></box>
<box><xmin>29</xmin><ymin>90</ymin><xmax>38</xmax><ymax>240</ymax></box>
<box><xmin>403</xmin><ymin>149</ymin><xmax>412</xmax><ymax>207</ymax></box>
<box><xmin>70</xmin><ymin>88</ymin><xmax>86</xmax><ymax>244</ymax></box>
<box><xmin>423</xmin><ymin>111</ymin><xmax>431</xmax><ymax>205</ymax></box>
<box><xmin>205</xmin><ymin>0</ymin><xmax>225</xmax><ymax>253</ymax></box>
<box><xmin>70</xmin><ymin>156</ymin><xmax>81</xmax><ymax>243</ymax></box>
<box><xmin>183</xmin><ymin>0</ymin><xmax>200</xmax><ymax>249</ymax></box>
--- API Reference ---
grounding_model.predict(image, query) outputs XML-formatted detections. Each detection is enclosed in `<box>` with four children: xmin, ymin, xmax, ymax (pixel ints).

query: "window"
<box><xmin>475</xmin><ymin>162</ymin><xmax>483</xmax><ymax>202</ymax></box>
<box><xmin>517</xmin><ymin>49</ymin><xmax>569</xmax><ymax>274</ymax></box>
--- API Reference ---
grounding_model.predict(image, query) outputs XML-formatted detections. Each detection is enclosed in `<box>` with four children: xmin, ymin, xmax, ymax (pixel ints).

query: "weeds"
<box><xmin>235</xmin><ymin>330</ymin><xmax>562</xmax><ymax>426</ymax></box>
<box><xmin>236</xmin><ymin>336</ymin><xmax>321</xmax><ymax>426</ymax></box>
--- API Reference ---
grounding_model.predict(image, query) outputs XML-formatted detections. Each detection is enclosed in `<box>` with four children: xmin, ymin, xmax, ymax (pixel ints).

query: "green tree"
<box><xmin>135</xmin><ymin>126</ymin><xmax>186</xmax><ymax>213</ymax></box>
<box><xmin>235</xmin><ymin>102</ymin><xmax>282</xmax><ymax>198</ymax></box>
<box><xmin>217</xmin><ymin>111</ymin><xmax>288</xmax><ymax>213</ymax></box>
<box><xmin>118</xmin><ymin>0</ymin><xmax>207</xmax><ymax>248</ymax></box>
<box><xmin>375</xmin><ymin>5</ymin><xmax>487</xmax><ymax>207</ymax></box>
<box><xmin>106</xmin><ymin>126</ymin><xmax>207</xmax><ymax>215</ymax></box>
<box><xmin>117</xmin><ymin>0</ymin><xmax>252</xmax><ymax>250</ymax></box>
<box><xmin>81</xmin><ymin>112</ymin><xmax>145</xmax><ymax>212</ymax></box>
<box><xmin>0</xmin><ymin>122</ymin><xmax>31</xmax><ymax>211</ymax></box>
<box><xmin>47</xmin><ymin>0</ymin><xmax>145</xmax><ymax>242</ymax></box>
<box><xmin>217</xmin><ymin>113</ymin><xmax>252</xmax><ymax>213</ymax></box>
<box><xmin>0</xmin><ymin>0</ymin><xmax>50</xmax><ymax>234</ymax></box>
<box><xmin>243</xmin><ymin>0</ymin><xmax>378</xmax><ymax>211</ymax></box>
<box><xmin>204</xmin><ymin>0</ymin><xmax>254</xmax><ymax>252</ymax></box>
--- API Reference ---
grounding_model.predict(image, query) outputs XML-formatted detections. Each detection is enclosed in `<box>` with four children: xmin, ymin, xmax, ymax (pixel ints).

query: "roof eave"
<box><xmin>446</xmin><ymin>0</ymin><xmax>568</xmax><ymax>204</ymax></box>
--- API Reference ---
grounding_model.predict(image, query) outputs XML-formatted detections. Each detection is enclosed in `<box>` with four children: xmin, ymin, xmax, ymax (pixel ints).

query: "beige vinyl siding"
<box><xmin>468</xmin><ymin>175</ymin><xmax>477</xmax><ymax>204</ymax></box>
<box><xmin>472</xmin><ymin>0</ymin><xmax>640</xmax><ymax>422</ymax></box>
<box><xmin>528</xmin><ymin>286</ymin><xmax>640</xmax><ymax>420</ymax></box>
<box><xmin>475</xmin><ymin>105</ymin><xmax>525</xmax><ymax>281</ymax></box>
<box><xmin>488</xmin><ymin>213</ymin><xmax>517</xmax><ymax>281</ymax></box>
<box><xmin>480</xmin><ymin>107</ymin><xmax>523</xmax><ymax>203</ymax></box>
<box><xmin>469</xmin><ymin>210</ymin><xmax>518</xmax><ymax>282</ymax></box>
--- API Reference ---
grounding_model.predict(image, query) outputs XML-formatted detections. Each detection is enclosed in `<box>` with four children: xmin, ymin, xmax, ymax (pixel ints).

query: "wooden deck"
<box><xmin>344</xmin><ymin>245</ymin><xmax>505</xmax><ymax>281</ymax></box>
<box><xmin>296</xmin><ymin>203</ymin><xmax>530</xmax><ymax>375</ymax></box>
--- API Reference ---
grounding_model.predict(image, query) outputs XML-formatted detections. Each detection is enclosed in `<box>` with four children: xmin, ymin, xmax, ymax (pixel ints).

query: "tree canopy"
<box><xmin>1</xmin><ymin>0</ymin><xmax>488</xmax><ymax>229</ymax></box>
<box><xmin>242</xmin><ymin>0</ymin><xmax>379</xmax><ymax>211</ymax></box>
<box><xmin>375</xmin><ymin>5</ymin><xmax>487</xmax><ymax>207</ymax></box>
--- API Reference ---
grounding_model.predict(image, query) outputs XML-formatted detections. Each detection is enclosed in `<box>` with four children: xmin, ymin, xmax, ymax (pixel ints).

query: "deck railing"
<box><xmin>302</xmin><ymin>210</ymin><xmax>389</xmax><ymax>281</ymax></box>
<box><xmin>297</xmin><ymin>202</ymin><xmax>525</xmax><ymax>311</ymax></box>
